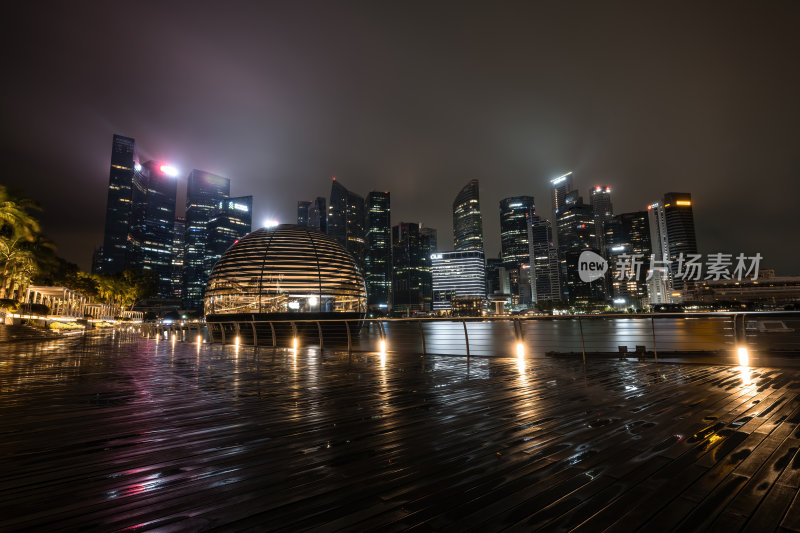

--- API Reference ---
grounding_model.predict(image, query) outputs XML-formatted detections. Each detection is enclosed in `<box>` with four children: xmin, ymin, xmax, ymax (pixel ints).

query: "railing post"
<box><xmin>269</xmin><ymin>321</ymin><xmax>276</xmax><ymax>348</ymax></box>
<box><xmin>578</xmin><ymin>316</ymin><xmax>586</xmax><ymax>364</ymax></box>
<box><xmin>418</xmin><ymin>320</ymin><xmax>426</xmax><ymax>355</ymax></box>
<box><xmin>251</xmin><ymin>320</ymin><xmax>258</xmax><ymax>347</ymax></box>
<box><xmin>463</xmin><ymin>320</ymin><xmax>470</xmax><ymax>358</ymax></box>
<box><xmin>345</xmin><ymin>320</ymin><xmax>352</xmax><ymax>354</ymax></box>
<box><xmin>316</xmin><ymin>321</ymin><xmax>323</xmax><ymax>349</ymax></box>
<box><xmin>651</xmin><ymin>316</ymin><xmax>658</xmax><ymax>362</ymax></box>
<box><xmin>734</xmin><ymin>313</ymin><xmax>746</xmax><ymax>345</ymax></box>
<box><xmin>220</xmin><ymin>322</ymin><xmax>226</xmax><ymax>344</ymax></box>
<box><xmin>207</xmin><ymin>323</ymin><xmax>215</xmax><ymax>344</ymax></box>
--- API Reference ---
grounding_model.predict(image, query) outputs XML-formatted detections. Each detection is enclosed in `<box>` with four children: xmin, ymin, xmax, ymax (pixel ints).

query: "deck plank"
<box><xmin>0</xmin><ymin>332</ymin><xmax>799</xmax><ymax>531</ymax></box>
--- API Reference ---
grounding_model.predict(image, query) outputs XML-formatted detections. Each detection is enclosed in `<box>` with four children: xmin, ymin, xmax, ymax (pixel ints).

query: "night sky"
<box><xmin>3</xmin><ymin>1</ymin><xmax>799</xmax><ymax>273</ymax></box>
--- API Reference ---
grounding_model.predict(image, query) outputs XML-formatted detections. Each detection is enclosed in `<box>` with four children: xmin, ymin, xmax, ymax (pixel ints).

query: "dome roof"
<box><xmin>205</xmin><ymin>224</ymin><xmax>366</xmax><ymax>315</ymax></box>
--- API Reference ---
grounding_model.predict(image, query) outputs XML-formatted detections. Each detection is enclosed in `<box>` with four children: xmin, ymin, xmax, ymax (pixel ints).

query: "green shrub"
<box><xmin>48</xmin><ymin>321</ymin><xmax>84</xmax><ymax>331</ymax></box>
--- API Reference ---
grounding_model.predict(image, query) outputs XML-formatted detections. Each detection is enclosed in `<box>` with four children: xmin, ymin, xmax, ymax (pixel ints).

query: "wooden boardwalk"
<box><xmin>1</xmin><ymin>331</ymin><xmax>799</xmax><ymax>531</ymax></box>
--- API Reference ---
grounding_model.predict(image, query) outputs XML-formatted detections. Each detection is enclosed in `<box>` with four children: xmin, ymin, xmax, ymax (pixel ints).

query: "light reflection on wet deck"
<box><xmin>1</xmin><ymin>331</ymin><xmax>799</xmax><ymax>531</ymax></box>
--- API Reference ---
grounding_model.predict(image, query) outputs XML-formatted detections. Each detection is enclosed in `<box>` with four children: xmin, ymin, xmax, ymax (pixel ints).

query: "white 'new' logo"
<box><xmin>578</xmin><ymin>250</ymin><xmax>608</xmax><ymax>282</ymax></box>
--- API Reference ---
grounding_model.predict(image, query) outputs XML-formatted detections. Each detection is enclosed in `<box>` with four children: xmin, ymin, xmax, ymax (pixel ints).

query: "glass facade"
<box><xmin>171</xmin><ymin>217</ymin><xmax>185</xmax><ymax>299</ymax></box>
<box><xmin>550</xmin><ymin>172</ymin><xmax>573</xmax><ymax>217</ymax></box>
<box><xmin>205</xmin><ymin>225</ymin><xmax>366</xmax><ymax>315</ymax></box>
<box><xmin>500</xmin><ymin>196</ymin><xmax>535</xmax><ymax>304</ymax></box>
<box><xmin>206</xmin><ymin>196</ymin><xmax>253</xmax><ymax>273</ymax></box>
<box><xmin>297</xmin><ymin>200</ymin><xmax>311</xmax><ymax>225</ymax></box>
<box><xmin>365</xmin><ymin>191</ymin><xmax>391</xmax><ymax>310</ymax></box>
<box><xmin>391</xmin><ymin>222</ymin><xmax>429</xmax><ymax>314</ymax></box>
<box><xmin>590</xmin><ymin>185</ymin><xmax>613</xmax><ymax>250</ymax></box>
<box><xmin>184</xmin><ymin>170</ymin><xmax>230</xmax><ymax>309</ymax></box>
<box><xmin>529</xmin><ymin>217</ymin><xmax>561</xmax><ymax>302</ymax></box>
<box><xmin>125</xmin><ymin>161</ymin><xmax>178</xmax><ymax>298</ymax></box>
<box><xmin>328</xmin><ymin>179</ymin><xmax>365</xmax><ymax>267</ymax></box>
<box><xmin>556</xmin><ymin>196</ymin><xmax>604</xmax><ymax>303</ymax></box>
<box><xmin>452</xmin><ymin>180</ymin><xmax>484</xmax><ymax>252</ymax></box>
<box><xmin>431</xmin><ymin>251</ymin><xmax>486</xmax><ymax>311</ymax></box>
<box><xmin>99</xmin><ymin>134</ymin><xmax>136</xmax><ymax>274</ymax></box>
<box><xmin>499</xmin><ymin>196</ymin><xmax>535</xmax><ymax>267</ymax></box>
<box><xmin>605</xmin><ymin>211</ymin><xmax>651</xmax><ymax>307</ymax></box>
<box><xmin>309</xmin><ymin>197</ymin><xmax>327</xmax><ymax>233</ymax></box>
<box><xmin>664</xmin><ymin>192</ymin><xmax>697</xmax><ymax>290</ymax></box>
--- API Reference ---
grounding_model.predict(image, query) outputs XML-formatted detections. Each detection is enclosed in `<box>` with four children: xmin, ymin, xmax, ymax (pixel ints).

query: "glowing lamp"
<box><xmin>264</xmin><ymin>219</ymin><xmax>279</xmax><ymax>228</ymax></box>
<box><xmin>516</xmin><ymin>342</ymin><xmax>525</xmax><ymax>358</ymax></box>
<box><xmin>737</xmin><ymin>346</ymin><xmax>749</xmax><ymax>366</ymax></box>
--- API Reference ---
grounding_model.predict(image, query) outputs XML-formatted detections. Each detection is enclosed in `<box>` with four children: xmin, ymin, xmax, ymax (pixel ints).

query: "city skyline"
<box><xmin>3</xmin><ymin>2</ymin><xmax>799</xmax><ymax>275</ymax></box>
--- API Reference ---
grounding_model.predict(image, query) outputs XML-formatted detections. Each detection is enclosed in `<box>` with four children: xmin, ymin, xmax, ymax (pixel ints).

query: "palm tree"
<box><xmin>0</xmin><ymin>186</ymin><xmax>40</xmax><ymax>242</ymax></box>
<box><xmin>0</xmin><ymin>186</ymin><xmax>42</xmax><ymax>301</ymax></box>
<box><xmin>0</xmin><ymin>237</ymin><xmax>37</xmax><ymax>300</ymax></box>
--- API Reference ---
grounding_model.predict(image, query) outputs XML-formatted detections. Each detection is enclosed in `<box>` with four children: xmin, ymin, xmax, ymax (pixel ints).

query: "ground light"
<box><xmin>292</xmin><ymin>337</ymin><xmax>299</xmax><ymax>351</ymax></box>
<box><xmin>516</xmin><ymin>342</ymin><xmax>525</xmax><ymax>358</ymax></box>
<box><xmin>234</xmin><ymin>336</ymin><xmax>240</xmax><ymax>346</ymax></box>
<box><xmin>737</xmin><ymin>346</ymin><xmax>750</xmax><ymax>366</ymax></box>
<box><xmin>379</xmin><ymin>339</ymin><xmax>387</xmax><ymax>354</ymax></box>
<box><xmin>737</xmin><ymin>346</ymin><xmax>752</xmax><ymax>385</ymax></box>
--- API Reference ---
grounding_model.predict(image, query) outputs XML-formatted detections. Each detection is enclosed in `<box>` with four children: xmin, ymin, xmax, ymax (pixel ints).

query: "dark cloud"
<box><xmin>2</xmin><ymin>1</ymin><xmax>799</xmax><ymax>272</ymax></box>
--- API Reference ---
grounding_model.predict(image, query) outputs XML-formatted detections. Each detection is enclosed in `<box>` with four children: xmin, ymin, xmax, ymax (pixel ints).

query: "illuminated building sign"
<box><xmin>550</xmin><ymin>171</ymin><xmax>572</xmax><ymax>185</ymax></box>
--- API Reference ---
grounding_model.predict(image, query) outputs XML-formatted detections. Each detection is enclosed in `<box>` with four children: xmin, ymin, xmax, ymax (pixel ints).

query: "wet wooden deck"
<box><xmin>1</xmin><ymin>331</ymin><xmax>799</xmax><ymax>531</ymax></box>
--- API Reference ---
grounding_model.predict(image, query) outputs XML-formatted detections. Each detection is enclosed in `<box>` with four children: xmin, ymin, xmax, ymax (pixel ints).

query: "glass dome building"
<box><xmin>204</xmin><ymin>224</ymin><xmax>367</xmax><ymax>318</ymax></box>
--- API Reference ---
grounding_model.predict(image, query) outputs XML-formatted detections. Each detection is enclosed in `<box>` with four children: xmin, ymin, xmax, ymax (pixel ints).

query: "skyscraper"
<box><xmin>605</xmin><ymin>211</ymin><xmax>651</xmax><ymax>307</ymax></box>
<box><xmin>431</xmin><ymin>251</ymin><xmax>486</xmax><ymax>311</ymax></box>
<box><xmin>500</xmin><ymin>196</ymin><xmax>535</xmax><ymax>304</ymax></box>
<box><xmin>206</xmin><ymin>196</ymin><xmax>253</xmax><ymax>273</ymax></box>
<box><xmin>528</xmin><ymin>217</ymin><xmax>561</xmax><ymax>303</ymax></box>
<box><xmin>452</xmin><ymin>180</ymin><xmax>484</xmax><ymax>252</ymax></box>
<box><xmin>391</xmin><ymin>222</ymin><xmax>427</xmax><ymax>315</ymax></box>
<box><xmin>550</xmin><ymin>171</ymin><xmax>574</xmax><ymax>217</ymax></box>
<box><xmin>309</xmin><ymin>197</ymin><xmax>327</xmax><ymax>233</ymax></box>
<box><xmin>647</xmin><ymin>193</ymin><xmax>698</xmax><ymax>301</ymax></box>
<box><xmin>184</xmin><ymin>170</ymin><xmax>230</xmax><ymax>309</ymax></box>
<box><xmin>556</xmin><ymin>196</ymin><xmax>604</xmax><ymax>303</ymax></box>
<box><xmin>590</xmin><ymin>185</ymin><xmax>613</xmax><ymax>225</ymax></box>
<box><xmin>131</xmin><ymin>161</ymin><xmax>179</xmax><ymax>298</ymax></box>
<box><xmin>365</xmin><ymin>191</ymin><xmax>391</xmax><ymax>311</ymax></box>
<box><xmin>486</xmin><ymin>256</ymin><xmax>511</xmax><ymax>297</ymax></box>
<box><xmin>499</xmin><ymin>196</ymin><xmax>535</xmax><ymax>267</ymax></box>
<box><xmin>297</xmin><ymin>200</ymin><xmax>312</xmax><ymax>226</ymax></box>
<box><xmin>99</xmin><ymin>134</ymin><xmax>137</xmax><ymax>274</ymax></box>
<box><xmin>328</xmin><ymin>178</ymin><xmax>366</xmax><ymax>267</ymax></box>
<box><xmin>590</xmin><ymin>185</ymin><xmax>613</xmax><ymax>250</ymax></box>
<box><xmin>419</xmin><ymin>226</ymin><xmax>437</xmax><ymax>310</ymax></box>
<box><xmin>171</xmin><ymin>217</ymin><xmax>185</xmax><ymax>299</ymax></box>
<box><xmin>420</xmin><ymin>227</ymin><xmax>438</xmax><ymax>257</ymax></box>
<box><xmin>663</xmin><ymin>192</ymin><xmax>698</xmax><ymax>290</ymax></box>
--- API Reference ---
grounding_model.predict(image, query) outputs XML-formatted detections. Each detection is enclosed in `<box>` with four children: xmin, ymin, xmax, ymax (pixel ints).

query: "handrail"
<box><xmin>139</xmin><ymin>311</ymin><xmax>800</xmax><ymax>361</ymax></box>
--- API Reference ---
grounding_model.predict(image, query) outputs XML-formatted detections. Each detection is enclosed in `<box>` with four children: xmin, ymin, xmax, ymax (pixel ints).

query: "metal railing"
<box><xmin>141</xmin><ymin>311</ymin><xmax>800</xmax><ymax>361</ymax></box>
